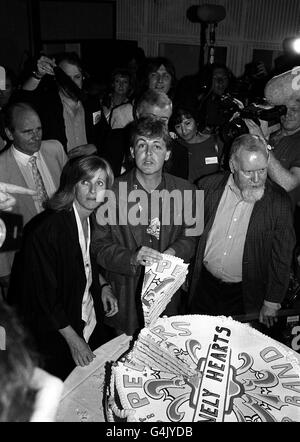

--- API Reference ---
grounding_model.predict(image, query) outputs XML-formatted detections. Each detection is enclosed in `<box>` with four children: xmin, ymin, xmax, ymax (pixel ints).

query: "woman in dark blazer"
<box><xmin>9</xmin><ymin>155</ymin><xmax>118</xmax><ymax>380</ymax></box>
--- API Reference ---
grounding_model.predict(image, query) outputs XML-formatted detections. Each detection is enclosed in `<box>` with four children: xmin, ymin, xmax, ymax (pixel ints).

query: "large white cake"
<box><xmin>106</xmin><ymin>315</ymin><xmax>300</xmax><ymax>422</ymax></box>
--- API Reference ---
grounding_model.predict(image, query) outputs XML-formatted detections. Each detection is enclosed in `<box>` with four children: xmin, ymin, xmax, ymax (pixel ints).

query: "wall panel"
<box><xmin>115</xmin><ymin>0</ymin><xmax>300</xmax><ymax>76</ymax></box>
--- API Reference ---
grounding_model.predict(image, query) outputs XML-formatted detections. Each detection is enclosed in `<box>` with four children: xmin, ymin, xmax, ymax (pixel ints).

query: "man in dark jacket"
<box><xmin>92</xmin><ymin>117</ymin><xmax>200</xmax><ymax>336</ymax></box>
<box><xmin>188</xmin><ymin>134</ymin><xmax>296</xmax><ymax>329</ymax></box>
<box><xmin>18</xmin><ymin>53</ymin><xmax>101</xmax><ymax>154</ymax></box>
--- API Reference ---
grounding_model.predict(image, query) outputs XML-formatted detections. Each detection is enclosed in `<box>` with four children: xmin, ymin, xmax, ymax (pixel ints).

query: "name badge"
<box><xmin>205</xmin><ymin>156</ymin><xmax>218</xmax><ymax>165</ymax></box>
<box><xmin>92</xmin><ymin>110</ymin><xmax>101</xmax><ymax>125</ymax></box>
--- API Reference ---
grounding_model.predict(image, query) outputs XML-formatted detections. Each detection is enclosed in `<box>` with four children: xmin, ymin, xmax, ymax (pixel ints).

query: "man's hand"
<box><xmin>0</xmin><ymin>182</ymin><xmax>36</xmax><ymax>211</ymax></box>
<box><xmin>35</xmin><ymin>55</ymin><xmax>56</xmax><ymax>78</ymax></box>
<box><xmin>163</xmin><ymin>247</ymin><xmax>176</xmax><ymax>256</ymax></box>
<box><xmin>259</xmin><ymin>302</ymin><xmax>280</xmax><ymax>328</ymax></box>
<box><xmin>244</xmin><ymin>119</ymin><xmax>268</xmax><ymax>139</ymax></box>
<box><xmin>131</xmin><ymin>246</ymin><xmax>163</xmax><ymax>266</ymax></box>
<box><xmin>101</xmin><ymin>285</ymin><xmax>118</xmax><ymax>317</ymax></box>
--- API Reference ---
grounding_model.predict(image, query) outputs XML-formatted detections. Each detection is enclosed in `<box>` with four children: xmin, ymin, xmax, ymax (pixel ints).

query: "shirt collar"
<box><xmin>227</xmin><ymin>173</ymin><xmax>243</xmax><ymax>200</ymax></box>
<box><xmin>133</xmin><ymin>169</ymin><xmax>165</xmax><ymax>193</ymax></box>
<box><xmin>12</xmin><ymin>145</ymin><xmax>41</xmax><ymax>165</ymax></box>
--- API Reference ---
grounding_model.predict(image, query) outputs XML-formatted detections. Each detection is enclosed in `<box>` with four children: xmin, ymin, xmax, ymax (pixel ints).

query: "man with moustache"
<box><xmin>188</xmin><ymin>134</ymin><xmax>295</xmax><ymax>329</ymax></box>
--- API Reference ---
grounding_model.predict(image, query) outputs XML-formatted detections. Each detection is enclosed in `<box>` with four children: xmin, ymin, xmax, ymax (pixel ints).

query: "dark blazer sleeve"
<box><xmin>265</xmin><ymin>190</ymin><xmax>296</xmax><ymax>303</ymax></box>
<box><xmin>166</xmin><ymin>187</ymin><xmax>200</xmax><ymax>262</ymax></box>
<box><xmin>23</xmin><ymin>228</ymin><xmax>71</xmax><ymax>331</ymax></box>
<box><xmin>91</xmin><ymin>194</ymin><xmax>139</xmax><ymax>277</ymax></box>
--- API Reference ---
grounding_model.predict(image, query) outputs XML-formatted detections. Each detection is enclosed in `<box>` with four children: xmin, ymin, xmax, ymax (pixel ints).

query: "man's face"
<box><xmin>230</xmin><ymin>149</ymin><xmax>268</xmax><ymax>203</ymax></box>
<box><xmin>130</xmin><ymin>136</ymin><xmax>171</xmax><ymax>177</ymax></box>
<box><xmin>281</xmin><ymin>105</ymin><xmax>300</xmax><ymax>133</ymax></box>
<box><xmin>212</xmin><ymin>68</ymin><xmax>229</xmax><ymax>96</ymax></box>
<box><xmin>6</xmin><ymin>109</ymin><xmax>42</xmax><ymax>155</ymax></box>
<box><xmin>138</xmin><ymin>103</ymin><xmax>172</xmax><ymax>125</ymax></box>
<box><xmin>148</xmin><ymin>64</ymin><xmax>172</xmax><ymax>95</ymax></box>
<box><xmin>59</xmin><ymin>61</ymin><xmax>83</xmax><ymax>89</ymax></box>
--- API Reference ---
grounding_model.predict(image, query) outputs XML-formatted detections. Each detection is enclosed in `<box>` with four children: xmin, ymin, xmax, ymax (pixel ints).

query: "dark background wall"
<box><xmin>1</xmin><ymin>0</ymin><xmax>300</xmax><ymax>80</ymax></box>
<box><xmin>0</xmin><ymin>0</ymin><xmax>30</xmax><ymax>73</ymax></box>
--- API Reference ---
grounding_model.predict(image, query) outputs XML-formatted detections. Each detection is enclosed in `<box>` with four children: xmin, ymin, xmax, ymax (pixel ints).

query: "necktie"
<box><xmin>29</xmin><ymin>156</ymin><xmax>48</xmax><ymax>206</ymax></box>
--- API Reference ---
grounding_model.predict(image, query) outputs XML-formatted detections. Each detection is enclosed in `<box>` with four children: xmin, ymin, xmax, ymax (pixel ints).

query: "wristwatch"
<box><xmin>266</xmin><ymin>140</ymin><xmax>274</xmax><ymax>151</ymax></box>
<box><xmin>32</xmin><ymin>70</ymin><xmax>43</xmax><ymax>80</ymax></box>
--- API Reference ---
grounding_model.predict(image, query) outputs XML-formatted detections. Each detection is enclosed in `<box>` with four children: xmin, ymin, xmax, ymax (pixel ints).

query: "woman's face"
<box><xmin>113</xmin><ymin>75</ymin><xmax>130</xmax><ymax>96</ymax></box>
<box><xmin>75</xmin><ymin>168</ymin><xmax>107</xmax><ymax>213</ymax></box>
<box><xmin>175</xmin><ymin>116</ymin><xmax>198</xmax><ymax>143</ymax></box>
<box><xmin>148</xmin><ymin>64</ymin><xmax>172</xmax><ymax>94</ymax></box>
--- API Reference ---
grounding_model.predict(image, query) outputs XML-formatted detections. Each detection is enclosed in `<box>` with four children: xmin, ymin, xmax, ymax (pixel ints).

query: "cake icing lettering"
<box><xmin>127</xmin><ymin>392</ymin><xmax>150</xmax><ymax>408</ymax></box>
<box><xmin>123</xmin><ymin>375</ymin><xmax>143</xmax><ymax>388</ymax></box>
<box><xmin>109</xmin><ymin>316</ymin><xmax>300</xmax><ymax>422</ymax></box>
<box><xmin>150</xmin><ymin>325</ymin><xmax>177</xmax><ymax>341</ymax></box>
<box><xmin>270</xmin><ymin>363</ymin><xmax>300</xmax><ymax>379</ymax></box>
<box><xmin>170</xmin><ymin>322</ymin><xmax>191</xmax><ymax>336</ymax></box>
<box><xmin>260</xmin><ymin>346</ymin><xmax>285</xmax><ymax>363</ymax></box>
<box><xmin>282</xmin><ymin>382</ymin><xmax>300</xmax><ymax>394</ymax></box>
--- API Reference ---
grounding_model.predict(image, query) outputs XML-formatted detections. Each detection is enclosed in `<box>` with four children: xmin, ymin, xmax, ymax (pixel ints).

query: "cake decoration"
<box><xmin>107</xmin><ymin>315</ymin><xmax>300</xmax><ymax>422</ymax></box>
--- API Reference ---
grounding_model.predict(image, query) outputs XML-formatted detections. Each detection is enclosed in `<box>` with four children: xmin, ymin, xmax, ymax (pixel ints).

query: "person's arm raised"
<box><xmin>22</xmin><ymin>55</ymin><xmax>56</xmax><ymax>91</ymax></box>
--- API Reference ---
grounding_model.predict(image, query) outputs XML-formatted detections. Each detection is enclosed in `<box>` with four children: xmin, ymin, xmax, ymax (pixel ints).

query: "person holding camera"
<box><xmin>245</xmin><ymin>102</ymin><xmax>300</xmax><ymax>199</ymax></box>
<box><xmin>18</xmin><ymin>53</ymin><xmax>101</xmax><ymax>154</ymax></box>
<box><xmin>188</xmin><ymin>134</ymin><xmax>295</xmax><ymax>331</ymax></box>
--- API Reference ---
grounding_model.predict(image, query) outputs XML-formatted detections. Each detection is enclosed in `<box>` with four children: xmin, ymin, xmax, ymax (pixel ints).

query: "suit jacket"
<box><xmin>9</xmin><ymin>209</ymin><xmax>104</xmax><ymax>337</ymax></box>
<box><xmin>91</xmin><ymin>169</ymin><xmax>199</xmax><ymax>335</ymax></box>
<box><xmin>188</xmin><ymin>171</ymin><xmax>296</xmax><ymax>314</ymax></box>
<box><xmin>0</xmin><ymin>140</ymin><xmax>67</xmax><ymax>276</ymax></box>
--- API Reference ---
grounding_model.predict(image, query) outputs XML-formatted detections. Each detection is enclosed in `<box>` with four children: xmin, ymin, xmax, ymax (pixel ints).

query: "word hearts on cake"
<box><xmin>107</xmin><ymin>315</ymin><xmax>300</xmax><ymax>422</ymax></box>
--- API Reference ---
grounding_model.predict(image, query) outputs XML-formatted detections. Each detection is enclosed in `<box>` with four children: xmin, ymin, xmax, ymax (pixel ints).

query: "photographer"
<box><xmin>244</xmin><ymin>102</ymin><xmax>300</xmax><ymax>198</ymax></box>
<box><xmin>18</xmin><ymin>53</ymin><xmax>102</xmax><ymax>154</ymax></box>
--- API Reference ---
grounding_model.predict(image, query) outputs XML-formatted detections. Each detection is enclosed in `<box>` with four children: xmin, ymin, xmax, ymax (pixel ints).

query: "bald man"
<box><xmin>188</xmin><ymin>134</ymin><xmax>295</xmax><ymax>329</ymax></box>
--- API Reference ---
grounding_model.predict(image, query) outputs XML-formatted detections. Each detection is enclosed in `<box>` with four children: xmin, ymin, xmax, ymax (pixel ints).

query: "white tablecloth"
<box><xmin>55</xmin><ymin>334</ymin><xmax>132</xmax><ymax>422</ymax></box>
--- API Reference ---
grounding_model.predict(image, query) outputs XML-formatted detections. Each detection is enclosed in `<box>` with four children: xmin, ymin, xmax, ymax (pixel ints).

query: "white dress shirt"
<box><xmin>73</xmin><ymin>203</ymin><xmax>96</xmax><ymax>342</ymax></box>
<box><xmin>12</xmin><ymin>146</ymin><xmax>56</xmax><ymax>213</ymax></box>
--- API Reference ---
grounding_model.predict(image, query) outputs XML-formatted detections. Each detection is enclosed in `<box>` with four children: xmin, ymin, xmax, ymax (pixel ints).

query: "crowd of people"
<box><xmin>1</xmin><ymin>48</ymin><xmax>300</xmax><ymax>421</ymax></box>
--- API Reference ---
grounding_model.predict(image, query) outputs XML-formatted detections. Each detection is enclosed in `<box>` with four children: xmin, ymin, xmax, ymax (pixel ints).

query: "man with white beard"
<box><xmin>188</xmin><ymin>134</ymin><xmax>295</xmax><ymax>330</ymax></box>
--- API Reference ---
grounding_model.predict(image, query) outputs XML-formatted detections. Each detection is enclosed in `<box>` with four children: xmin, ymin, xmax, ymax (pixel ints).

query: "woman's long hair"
<box><xmin>45</xmin><ymin>155</ymin><xmax>114</xmax><ymax>212</ymax></box>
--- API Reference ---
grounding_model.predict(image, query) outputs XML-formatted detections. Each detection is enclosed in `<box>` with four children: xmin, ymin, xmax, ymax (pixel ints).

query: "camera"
<box><xmin>0</xmin><ymin>212</ymin><xmax>23</xmax><ymax>252</ymax></box>
<box><xmin>219</xmin><ymin>94</ymin><xmax>287</xmax><ymax>143</ymax></box>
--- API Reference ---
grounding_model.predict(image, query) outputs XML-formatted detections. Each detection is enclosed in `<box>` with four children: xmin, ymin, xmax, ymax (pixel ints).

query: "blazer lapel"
<box><xmin>62</xmin><ymin>210</ymin><xmax>86</xmax><ymax>282</ymax></box>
